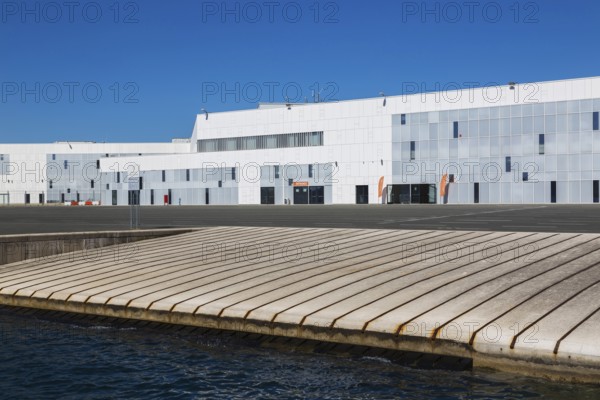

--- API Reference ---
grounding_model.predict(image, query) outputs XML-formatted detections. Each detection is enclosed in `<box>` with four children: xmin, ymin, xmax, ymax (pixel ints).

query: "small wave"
<box><xmin>361</xmin><ymin>356</ymin><xmax>392</xmax><ymax>364</ymax></box>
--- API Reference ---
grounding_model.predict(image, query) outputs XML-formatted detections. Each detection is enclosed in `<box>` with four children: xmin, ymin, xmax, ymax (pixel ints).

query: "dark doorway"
<box><xmin>388</xmin><ymin>185</ymin><xmax>410</xmax><ymax>204</ymax></box>
<box><xmin>112</xmin><ymin>190</ymin><xmax>118</xmax><ymax>206</ymax></box>
<box><xmin>411</xmin><ymin>184</ymin><xmax>437</xmax><ymax>204</ymax></box>
<box><xmin>388</xmin><ymin>184</ymin><xmax>436</xmax><ymax>204</ymax></box>
<box><xmin>261</xmin><ymin>187</ymin><xmax>275</xmax><ymax>204</ymax></box>
<box><xmin>168</xmin><ymin>189</ymin><xmax>172</xmax><ymax>205</ymax></box>
<box><xmin>61</xmin><ymin>193</ymin><xmax>65</xmax><ymax>203</ymax></box>
<box><xmin>309</xmin><ymin>186</ymin><xmax>325</xmax><ymax>204</ymax></box>
<box><xmin>150</xmin><ymin>189</ymin><xmax>154</xmax><ymax>205</ymax></box>
<box><xmin>205</xmin><ymin>188</ymin><xmax>210</xmax><ymax>205</ymax></box>
<box><xmin>294</xmin><ymin>187</ymin><xmax>309</xmax><ymax>204</ymax></box>
<box><xmin>24</xmin><ymin>193</ymin><xmax>30</xmax><ymax>204</ymax></box>
<box><xmin>551</xmin><ymin>181</ymin><xmax>557</xmax><ymax>203</ymax></box>
<box><xmin>128</xmin><ymin>190</ymin><xmax>140</xmax><ymax>205</ymax></box>
<box><xmin>474</xmin><ymin>183</ymin><xmax>480</xmax><ymax>204</ymax></box>
<box><xmin>594</xmin><ymin>180</ymin><xmax>599</xmax><ymax>203</ymax></box>
<box><xmin>39</xmin><ymin>193</ymin><xmax>45</xmax><ymax>204</ymax></box>
<box><xmin>356</xmin><ymin>185</ymin><xmax>369</xmax><ymax>204</ymax></box>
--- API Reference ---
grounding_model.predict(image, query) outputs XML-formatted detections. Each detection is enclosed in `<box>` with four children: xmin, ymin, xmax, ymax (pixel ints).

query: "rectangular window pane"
<box><xmin>594</xmin><ymin>112</ymin><xmax>599</xmax><ymax>131</ymax></box>
<box><xmin>506</xmin><ymin>156</ymin><xmax>512</xmax><ymax>173</ymax></box>
<box><xmin>453</xmin><ymin>121</ymin><xmax>459</xmax><ymax>138</ymax></box>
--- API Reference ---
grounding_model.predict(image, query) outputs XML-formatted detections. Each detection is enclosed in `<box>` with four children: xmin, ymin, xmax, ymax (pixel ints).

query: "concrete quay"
<box><xmin>1</xmin><ymin>226</ymin><xmax>600</xmax><ymax>383</ymax></box>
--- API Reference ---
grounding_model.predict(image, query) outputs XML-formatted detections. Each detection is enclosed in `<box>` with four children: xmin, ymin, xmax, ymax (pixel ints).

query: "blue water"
<box><xmin>1</xmin><ymin>309</ymin><xmax>600</xmax><ymax>399</ymax></box>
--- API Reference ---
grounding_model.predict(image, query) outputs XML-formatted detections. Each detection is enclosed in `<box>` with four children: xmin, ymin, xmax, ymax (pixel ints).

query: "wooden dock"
<box><xmin>1</xmin><ymin>226</ymin><xmax>600</xmax><ymax>383</ymax></box>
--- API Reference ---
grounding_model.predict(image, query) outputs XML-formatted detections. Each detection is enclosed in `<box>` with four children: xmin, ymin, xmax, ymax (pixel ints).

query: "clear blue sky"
<box><xmin>0</xmin><ymin>0</ymin><xmax>598</xmax><ymax>143</ymax></box>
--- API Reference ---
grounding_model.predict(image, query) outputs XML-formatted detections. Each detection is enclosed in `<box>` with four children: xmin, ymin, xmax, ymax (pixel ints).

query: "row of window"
<box><xmin>398</xmin><ymin>112</ymin><xmax>600</xmax><ymax>141</ymax></box>
<box><xmin>397</xmin><ymin>101</ymin><xmax>600</xmax><ymax>125</ymax></box>
<box><xmin>410</xmin><ymin>134</ymin><xmax>549</xmax><ymax>160</ymax></box>
<box><xmin>197</xmin><ymin>131</ymin><xmax>324</xmax><ymax>153</ymax></box>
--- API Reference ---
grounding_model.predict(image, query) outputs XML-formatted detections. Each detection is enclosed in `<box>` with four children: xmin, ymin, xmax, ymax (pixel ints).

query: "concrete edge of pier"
<box><xmin>0</xmin><ymin>228</ymin><xmax>196</xmax><ymax>265</ymax></box>
<box><xmin>3</xmin><ymin>294</ymin><xmax>600</xmax><ymax>384</ymax></box>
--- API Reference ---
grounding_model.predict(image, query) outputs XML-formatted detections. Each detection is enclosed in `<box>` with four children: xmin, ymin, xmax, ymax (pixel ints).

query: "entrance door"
<box><xmin>551</xmin><ymin>181</ymin><xmax>557</xmax><ymax>203</ymax></box>
<box><xmin>128</xmin><ymin>190</ymin><xmax>140</xmax><ymax>205</ymax></box>
<box><xmin>388</xmin><ymin>184</ymin><xmax>436</xmax><ymax>204</ymax></box>
<box><xmin>261</xmin><ymin>187</ymin><xmax>275</xmax><ymax>204</ymax></box>
<box><xmin>24</xmin><ymin>193</ymin><xmax>30</xmax><ymax>204</ymax></box>
<box><xmin>112</xmin><ymin>190</ymin><xmax>118</xmax><ymax>206</ymax></box>
<box><xmin>294</xmin><ymin>187</ymin><xmax>309</xmax><ymax>204</ymax></box>
<box><xmin>356</xmin><ymin>185</ymin><xmax>368</xmax><ymax>204</ymax></box>
<box><xmin>388</xmin><ymin>185</ymin><xmax>411</xmax><ymax>204</ymax></box>
<box><xmin>39</xmin><ymin>193</ymin><xmax>45</xmax><ymax>204</ymax></box>
<box><xmin>309</xmin><ymin>186</ymin><xmax>324</xmax><ymax>204</ymax></box>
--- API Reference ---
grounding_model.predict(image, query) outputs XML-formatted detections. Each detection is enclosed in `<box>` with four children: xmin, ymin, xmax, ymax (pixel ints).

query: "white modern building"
<box><xmin>2</xmin><ymin>76</ymin><xmax>600</xmax><ymax>205</ymax></box>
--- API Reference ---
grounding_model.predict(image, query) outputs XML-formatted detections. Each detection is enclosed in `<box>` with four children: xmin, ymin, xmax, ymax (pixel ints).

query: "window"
<box><xmin>274</xmin><ymin>165</ymin><xmax>280</xmax><ymax>179</ymax></box>
<box><xmin>116</xmin><ymin>172</ymin><xmax>120</xmax><ymax>183</ymax></box>
<box><xmin>52</xmin><ymin>154</ymin><xmax>56</xmax><ymax>161</ymax></box>
<box><xmin>96</xmin><ymin>160</ymin><xmax>100</xmax><ymax>169</ymax></box>
<box><xmin>308</xmin><ymin>165</ymin><xmax>313</xmax><ymax>178</ymax></box>
<box><xmin>505</xmin><ymin>157</ymin><xmax>512</xmax><ymax>173</ymax></box>
<box><xmin>401</xmin><ymin>114</ymin><xmax>406</xmax><ymax>125</ymax></box>
<box><xmin>197</xmin><ymin>131</ymin><xmax>324</xmax><ymax>153</ymax></box>
<box><xmin>231</xmin><ymin>167</ymin><xmax>236</xmax><ymax>181</ymax></box>
<box><xmin>474</xmin><ymin>183</ymin><xmax>480</xmax><ymax>204</ymax></box>
<box><xmin>162</xmin><ymin>170</ymin><xmax>166</xmax><ymax>182</ymax></box>
<box><xmin>523</xmin><ymin>172</ymin><xmax>529</xmax><ymax>182</ymax></box>
<box><xmin>91</xmin><ymin>179</ymin><xmax>95</xmax><ymax>189</ymax></box>
<box><xmin>594</xmin><ymin>181</ymin><xmax>599</xmax><ymax>203</ymax></box>
<box><xmin>49</xmin><ymin>180</ymin><xmax>53</xmax><ymax>189</ymax></box>
<box><xmin>218</xmin><ymin>180</ymin><xmax>222</xmax><ymax>188</ymax></box>
<box><xmin>594</xmin><ymin>112</ymin><xmax>599</xmax><ymax>131</ymax></box>
<box><xmin>539</xmin><ymin>134</ymin><xmax>545</xmax><ymax>155</ymax></box>
<box><xmin>150</xmin><ymin>189</ymin><xmax>155</xmax><ymax>205</ymax></box>
<box><xmin>449</xmin><ymin>174</ymin><xmax>455</xmax><ymax>183</ymax></box>
<box><xmin>139</xmin><ymin>177</ymin><xmax>143</xmax><ymax>190</ymax></box>
<box><xmin>410</xmin><ymin>141</ymin><xmax>416</xmax><ymax>160</ymax></box>
<box><xmin>453</xmin><ymin>121</ymin><xmax>459</xmax><ymax>138</ymax></box>
<box><xmin>64</xmin><ymin>160</ymin><xmax>68</xmax><ymax>169</ymax></box>
<box><xmin>288</xmin><ymin>178</ymin><xmax>293</xmax><ymax>186</ymax></box>
<box><xmin>0</xmin><ymin>155</ymin><xmax>3</xmax><ymax>161</ymax></box>
<box><xmin>186</xmin><ymin>169</ymin><xmax>190</xmax><ymax>182</ymax></box>
<box><xmin>106</xmin><ymin>184</ymin><xmax>109</xmax><ymax>190</ymax></box>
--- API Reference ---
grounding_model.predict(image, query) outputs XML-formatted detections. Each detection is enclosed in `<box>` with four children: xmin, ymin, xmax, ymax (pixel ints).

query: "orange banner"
<box><xmin>377</xmin><ymin>176</ymin><xmax>385</xmax><ymax>198</ymax></box>
<box><xmin>440</xmin><ymin>174</ymin><xmax>448</xmax><ymax>198</ymax></box>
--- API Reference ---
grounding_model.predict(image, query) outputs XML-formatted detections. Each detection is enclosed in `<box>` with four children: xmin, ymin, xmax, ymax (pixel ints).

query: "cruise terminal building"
<box><xmin>1</xmin><ymin>76</ymin><xmax>600</xmax><ymax>206</ymax></box>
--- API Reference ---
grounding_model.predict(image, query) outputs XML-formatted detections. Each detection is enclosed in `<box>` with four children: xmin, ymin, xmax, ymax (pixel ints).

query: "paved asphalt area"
<box><xmin>0</xmin><ymin>204</ymin><xmax>599</xmax><ymax>235</ymax></box>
